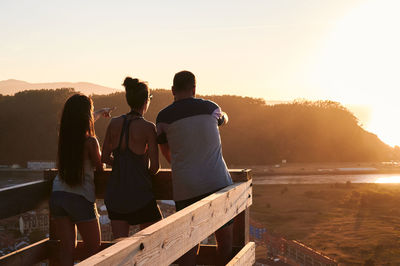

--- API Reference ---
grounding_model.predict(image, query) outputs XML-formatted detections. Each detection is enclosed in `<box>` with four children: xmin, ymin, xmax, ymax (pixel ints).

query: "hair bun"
<box><xmin>123</xmin><ymin>77</ymin><xmax>139</xmax><ymax>88</ymax></box>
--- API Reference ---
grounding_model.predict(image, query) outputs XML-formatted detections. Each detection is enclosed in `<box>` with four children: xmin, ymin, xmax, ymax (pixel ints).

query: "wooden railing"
<box><xmin>0</xmin><ymin>169</ymin><xmax>254</xmax><ymax>265</ymax></box>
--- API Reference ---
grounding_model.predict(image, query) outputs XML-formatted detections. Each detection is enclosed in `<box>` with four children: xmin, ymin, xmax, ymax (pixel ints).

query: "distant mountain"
<box><xmin>0</xmin><ymin>79</ymin><xmax>120</xmax><ymax>95</ymax></box>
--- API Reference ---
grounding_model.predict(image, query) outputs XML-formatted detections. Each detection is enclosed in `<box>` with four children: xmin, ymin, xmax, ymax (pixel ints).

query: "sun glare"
<box><xmin>375</xmin><ymin>176</ymin><xmax>400</xmax><ymax>183</ymax></box>
<box><xmin>312</xmin><ymin>0</ymin><xmax>400</xmax><ymax>146</ymax></box>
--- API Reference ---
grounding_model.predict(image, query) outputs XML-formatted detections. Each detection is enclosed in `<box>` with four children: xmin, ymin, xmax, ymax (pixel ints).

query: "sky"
<box><xmin>1</xmin><ymin>0</ymin><xmax>400</xmax><ymax>146</ymax></box>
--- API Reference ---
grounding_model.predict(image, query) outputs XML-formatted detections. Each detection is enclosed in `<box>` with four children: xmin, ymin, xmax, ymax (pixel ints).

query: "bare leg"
<box><xmin>76</xmin><ymin>219</ymin><xmax>101</xmax><ymax>260</ymax></box>
<box><xmin>53</xmin><ymin>217</ymin><xmax>76</xmax><ymax>266</ymax></box>
<box><xmin>215</xmin><ymin>223</ymin><xmax>233</xmax><ymax>266</ymax></box>
<box><xmin>111</xmin><ymin>220</ymin><xmax>130</xmax><ymax>239</ymax></box>
<box><xmin>176</xmin><ymin>244</ymin><xmax>198</xmax><ymax>266</ymax></box>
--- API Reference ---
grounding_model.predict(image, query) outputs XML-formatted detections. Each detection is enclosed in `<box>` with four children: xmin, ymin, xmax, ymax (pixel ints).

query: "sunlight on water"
<box><xmin>374</xmin><ymin>176</ymin><xmax>400</xmax><ymax>183</ymax></box>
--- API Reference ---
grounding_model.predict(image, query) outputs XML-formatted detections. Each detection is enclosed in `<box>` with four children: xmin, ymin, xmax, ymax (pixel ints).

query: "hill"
<box><xmin>0</xmin><ymin>88</ymin><xmax>396</xmax><ymax>166</ymax></box>
<box><xmin>0</xmin><ymin>79</ymin><xmax>119</xmax><ymax>95</ymax></box>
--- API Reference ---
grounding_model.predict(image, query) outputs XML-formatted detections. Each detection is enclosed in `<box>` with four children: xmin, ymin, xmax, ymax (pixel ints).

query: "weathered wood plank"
<box><xmin>0</xmin><ymin>180</ymin><xmax>51</xmax><ymax>220</ymax></box>
<box><xmin>78</xmin><ymin>180</ymin><xmax>252</xmax><ymax>266</ymax></box>
<box><xmin>229</xmin><ymin>169</ymin><xmax>252</xmax><ymax>182</ymax></box>
<box><xmin>44</xmin><ymin>169</ymin><xmax>251</xmax><ymax>199</ymax></box>
<box><xmin>0</xmin><ymin>239</ymin><xmax>116</xmax><ymax>266</ymax></box>
<box><xmin>0</xmin><ymin>238</ymin><xmax>50</xmax><ymax>266</ymax></box>
<box><xmin>0</xmin><ymin>169</ymin><xmax>250</xmax><ymax>219</ymax></box>
<box><xmin>0</xmin><ymin>169</ymin><xmax>250</xmax><ymax>220</ymax></box>
<box><xmin>226</xmin><ymin>242</ymin><xmax>255</xmax><ymax>266</ymax></box>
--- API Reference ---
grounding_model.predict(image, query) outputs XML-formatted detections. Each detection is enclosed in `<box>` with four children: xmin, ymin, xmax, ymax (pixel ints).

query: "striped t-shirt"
<box><xmin>156</xmin><ymin>97</ymin><xmax>233</xmax><ymax>201</ymax></box>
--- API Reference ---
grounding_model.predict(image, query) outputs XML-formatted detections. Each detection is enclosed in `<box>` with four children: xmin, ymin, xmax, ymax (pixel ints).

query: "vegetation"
<box><xmin>0</xmin><ymin>88</ymin><xmax>396</xmax><ymax>165</ymax></box>
<box><xmin>251</xmin><ymin>183</ymin><xmax>400</xmax><ymax>264</ymax></box>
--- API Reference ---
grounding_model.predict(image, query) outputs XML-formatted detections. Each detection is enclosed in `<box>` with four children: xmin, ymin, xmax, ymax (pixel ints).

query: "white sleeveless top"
<box><xmin>52</xmin><ymin>160</ymin><xmax>95</xmax><ymax>202</ymax></box>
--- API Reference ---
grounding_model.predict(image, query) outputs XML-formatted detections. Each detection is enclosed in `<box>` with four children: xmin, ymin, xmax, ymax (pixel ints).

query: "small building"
<box><xmin>27</xmin><ymin>161</ymin><xmax>56</xmax><ymax>170</ymax></box>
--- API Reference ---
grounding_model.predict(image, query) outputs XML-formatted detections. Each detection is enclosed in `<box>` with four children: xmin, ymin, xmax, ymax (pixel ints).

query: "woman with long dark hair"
<box><xmin>50</xmin><ymin>94</ymin><xmax>111</xmax><ymax>265</ymax></box>
<box><xmin>102</xmin><ymin>77</ymin><xmax>162</xmax><ymax>238</ymax></box>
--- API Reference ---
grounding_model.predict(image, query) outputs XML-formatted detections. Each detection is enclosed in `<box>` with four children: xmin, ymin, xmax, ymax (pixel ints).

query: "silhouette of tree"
<box><xmin>0</xmin><ymin>89</ymin><xmax>395</xmax><ymax>166</ymax></box>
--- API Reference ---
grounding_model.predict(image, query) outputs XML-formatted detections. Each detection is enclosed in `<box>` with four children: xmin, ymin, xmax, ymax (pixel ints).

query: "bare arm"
<box><xmin>219</xmin><ymin>111</ymin><xmax>229</xmax><ymax>126</ymax></box>
<box><xmin>212</xmin><ymin>107</ymin><xmax>229</xmax><ymax>127</ymax></box>
<box><xmin>159</xmin><ymin>143</ymin><xmax>171</xmax><ymax>164</ymax></box>
<box><xmin>93</xmin><ymin>107</ymin><xmax>116</xmax><ymax>122</ymax></box>
<box><xmin>87</xmin><ymin>137</ymin><xmax>103</xmax><ymax>172</ymax></box>
<box><xmin>101</xmin><ymin>120</ymin><xmax>114</xmax><ymax>166</ymax></box>
<box><xmin>147</xmin><ymin>124</ymin><xmax>160</xmax><ymax>175</ymax></box>
<box><xmin>156</xmin><ymin>122</ymin><xmax>171</xmax><ymax>164</ymax></box>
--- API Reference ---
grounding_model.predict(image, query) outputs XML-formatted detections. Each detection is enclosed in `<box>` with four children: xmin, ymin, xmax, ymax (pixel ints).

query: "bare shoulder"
<box><xmin>85</xmin><ymin>136</ymin><xmax>100</xmax><ymax>152</ymax></box>
<box><xmin>142</xmin><ymin>119</ymin><xmax>157</xmax><ymax>133</ymax></box>
<box><xmin>109</xmin><ymin>115</ymin><xmax>125</xmax><ymax>127</ymax></box>
<box><xmin>86</xmin><ymin>136</ymin><xmax>99</xmax><ymax>146</ymax></box>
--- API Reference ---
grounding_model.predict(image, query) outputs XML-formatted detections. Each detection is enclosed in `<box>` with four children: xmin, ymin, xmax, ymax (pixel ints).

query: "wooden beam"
<box><xmin>78</xmin><ymin>181</ymin><xmax>252</xmax><ymax>266</ymax></box>
<box><xmin>233</xmin><ymin>208</ymin><xmax>250</xmax><ymax>247</ymax></box>
<box><xmin>44</xmin><ymin>169</ymin><xmax>251</xmax><ymax>200</ymax></box>
<box><xmin>0</xmin><ymin>180</ymin><xmax>51</xmax><ymax>219</ymax></box>
<box><xmin>229</xmin><ymin>169</ymin><xmax>252</xmax><ymax>182</ymax></box>
<box><xmin>0</xmin><ymin>169</ymin><xmax>250</xmax><ymax>220</ymax></box>
<box><xmin>0</xmin><ymin>239</ymin><xmax>116</xmax><ymax>266</ymax></box>
<box><xmin>0</xmin><ymin>238</ymin><xmax>50</xmax><ymax>265</ymax></box>
<box><xmin>226</xmin><ymin>242</ymin><xmax>255</xmax><ymax>266</ymax></box>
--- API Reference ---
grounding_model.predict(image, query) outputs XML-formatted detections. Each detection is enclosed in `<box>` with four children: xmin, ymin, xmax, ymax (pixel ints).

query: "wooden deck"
<box><xmin>0</xmin><ymin>169</ymin><xmax>254</xmax><ymax>265</ymax></box>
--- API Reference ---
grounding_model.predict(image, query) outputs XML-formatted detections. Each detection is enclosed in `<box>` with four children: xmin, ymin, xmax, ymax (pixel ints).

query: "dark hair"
<box><xmin>58</xmin><ymin>94</ymin><xmax>95</xmax><ymax>186</ymax></box>
<box><xmin>123</xmin><ymin>77</ymin><xmax>149</xmax><ymax>110</ymax></box>
<box><xmin>173</xmin><ymin>71</ymin><xmax>196</xmax><ymax>92</ymax></box>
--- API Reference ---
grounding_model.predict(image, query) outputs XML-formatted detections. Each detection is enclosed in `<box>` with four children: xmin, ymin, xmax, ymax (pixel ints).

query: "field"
<box><xmin>251</xmin><ymin>183</ymin><xmax>400</xmax><ymax>265</ymax></box>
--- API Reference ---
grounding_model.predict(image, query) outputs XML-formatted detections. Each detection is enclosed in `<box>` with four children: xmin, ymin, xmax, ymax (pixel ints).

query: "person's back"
<box><xmin>156</xmin><ymin>71</ymin><xmax>233</xmax><ymax>266</ymax></box>
<box><xmin>157</xmin><ymin>97</ymin><xmax>232</xmax><ymax>201</ymax></box>
<box><xmin>52</xmin><ymin>157</ymin><xmax>96</xmax><ymax>202</ymax></box>
<box><xmin>103</xmin><ymin>114</ymin><xmax>155</xmax><ymax>157</ymax></box>
<box><xmin>102</xmin><ymin>77</ymin><xmax>161</xmax><ymax>238</ymax></box>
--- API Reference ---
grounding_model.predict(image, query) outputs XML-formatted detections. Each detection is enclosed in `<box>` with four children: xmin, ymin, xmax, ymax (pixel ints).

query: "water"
<box><xmin>253</xmin><ymin>174</ymin><xmax>400</xmax><ymax>185</ymax></box>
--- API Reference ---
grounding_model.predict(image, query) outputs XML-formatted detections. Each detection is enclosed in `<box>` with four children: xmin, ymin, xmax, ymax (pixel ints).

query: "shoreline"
<box><xmin>231</xmin><ymin>162</ymin><xmax>400</xmax><ymax>176</ymax></box>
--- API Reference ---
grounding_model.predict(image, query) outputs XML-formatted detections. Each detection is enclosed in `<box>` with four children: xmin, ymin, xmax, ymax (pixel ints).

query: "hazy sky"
<box><xmin>1</xmin><ymin>0</ymin><xmax>400</xmax><ymax>146</ymax></box>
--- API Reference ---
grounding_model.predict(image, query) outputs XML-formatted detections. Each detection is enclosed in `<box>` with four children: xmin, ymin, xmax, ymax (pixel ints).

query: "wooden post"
<box><xmin>232</xmin><ymin>208</ymin><xmax>250</xmax><ymax>248</ymax></box>
<box><xmin>232</xmin><ymin>170</ymin><xmax>251</xmax><ymax>248</ymax></box>
<box><xmin>48</xmin><ymin>213</ymin><xmax>58</xmax><ymax>265</ymax></box>
<box><xmin>44</xmin><ymin>170</ymin><xmax>57</xmax><ymax>265</ymax></box>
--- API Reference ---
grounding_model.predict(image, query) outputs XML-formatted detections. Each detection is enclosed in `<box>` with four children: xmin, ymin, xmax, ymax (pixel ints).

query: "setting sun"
<box><xmin>375</xmin><ymin>175</ymin><xmax>400</xmax><ymax>183</ymax></box>
<box><xmin>312</xmin><ymin>0</ymin><xmax>400</xmax><ymax>146</ymax></box>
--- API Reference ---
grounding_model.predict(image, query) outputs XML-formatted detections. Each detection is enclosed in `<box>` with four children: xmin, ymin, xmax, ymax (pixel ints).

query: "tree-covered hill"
<box><xmin>0</xmin><ymin>89</ymin><xmax>396</xmax><ymax>166</ymax></box>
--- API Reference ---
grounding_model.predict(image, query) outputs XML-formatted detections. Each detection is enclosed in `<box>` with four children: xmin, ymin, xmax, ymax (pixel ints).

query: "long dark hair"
<box><xmin>58</xmin><ymin>94</ymin><xmax>95</xmax><ymax>186</ymax></box>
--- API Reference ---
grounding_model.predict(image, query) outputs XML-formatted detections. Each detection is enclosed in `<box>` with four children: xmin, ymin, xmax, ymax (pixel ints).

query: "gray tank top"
<box><xmin>52</xmin><ymin>160</ymin><xmax>95</xmax><ymax>202</ymax></box>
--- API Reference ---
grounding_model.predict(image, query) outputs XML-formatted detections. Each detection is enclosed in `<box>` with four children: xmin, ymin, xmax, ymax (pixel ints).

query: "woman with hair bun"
<box><xmin>102</xmin><ymin>77</ymin><xmax>162</xmax><ymax>238</ymax></box>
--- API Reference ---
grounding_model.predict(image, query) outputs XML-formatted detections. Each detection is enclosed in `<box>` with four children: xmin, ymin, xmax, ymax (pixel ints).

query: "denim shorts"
<box><xmin>49</xmin><ymin>191</ymin><xmax>99</xmax><ymax>223</ymax></box>
<box><xmin>175</xmin><ymin>188</ymin><xmax>234</xmax><ymax>228</ymax></box>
